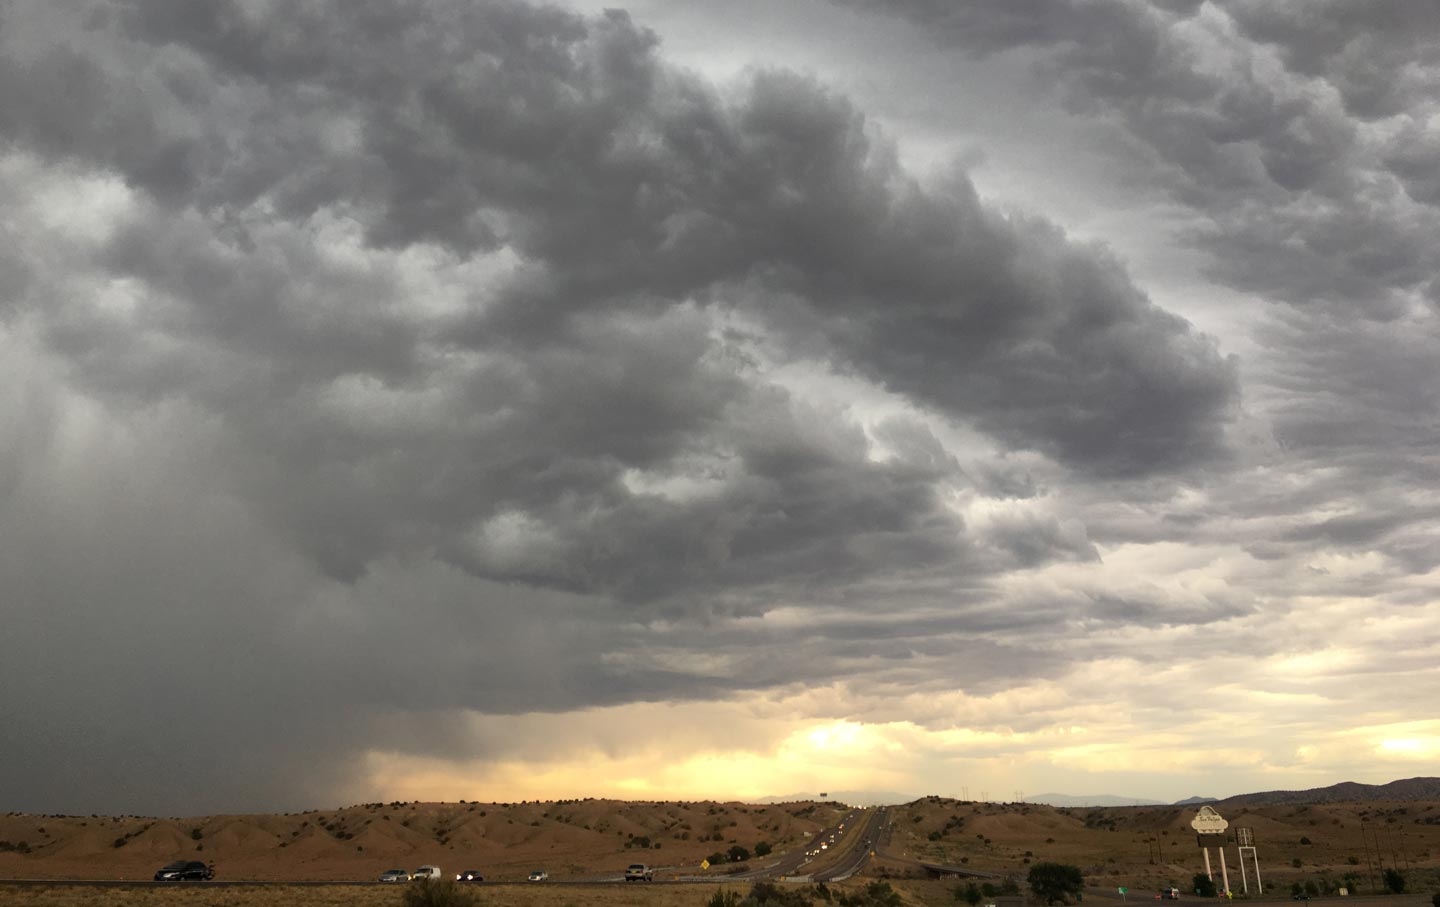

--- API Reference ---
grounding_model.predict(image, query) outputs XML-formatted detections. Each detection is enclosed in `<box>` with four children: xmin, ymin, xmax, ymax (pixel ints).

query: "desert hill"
<box><xmin>892</xmin><ymin>794</ymin><xmax>1440</xmax><ymax>895</ymax></box>
<box><xmin>4</xmin><ymin>782</ymin><xmax>1440</xmax><ymax>893</ymax></box>
<box><xmin>1217</xmin><ymin>778</ymin><xmax>1440</xmax><ymax>808</ymax></box>
<box><xmin>0</xmin><ymin>799</ymin><xmax>845</xmax><ymax>882</ymax></box>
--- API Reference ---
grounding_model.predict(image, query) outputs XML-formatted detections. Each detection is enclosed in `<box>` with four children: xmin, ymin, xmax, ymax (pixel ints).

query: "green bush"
<box><xmin>1027</xmin><ymin>863</ymin><xmax>1085</xmax><ymax>905</ymax></box>
<box><xmin>746</xmin><ymin>881</ymin><xmax>813</xmax><ymax>907</ymax></box>
<box><xmin>1382</xmin><ymin>868</ymin><xmax>1405</xmax><ymax>893</ymax></box>
<box><xmin>401</xmin><ymin>878</ymin><xmax>478</xmax><ymax>907</ymax></box>
<box><xmin>1193</xmin><ymin>874</ymin><xmax>1217</xmax><ymax>898</ymax></box>
<box><xmin>755</xmin><ymin>841</ymin><xmax>772</xmax><ymax>857</ymax></box>
<box><xmin>956</xmin><ymin>882</ymin><xmax>982</xmax><ymax>905</ymax></box>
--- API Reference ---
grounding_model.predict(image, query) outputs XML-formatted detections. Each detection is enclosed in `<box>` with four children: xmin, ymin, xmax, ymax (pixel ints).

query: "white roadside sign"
<box><xmin>1190</xmin><ymin>806</ymin><xmax>1229</xmax><ymax>834</ymax></box>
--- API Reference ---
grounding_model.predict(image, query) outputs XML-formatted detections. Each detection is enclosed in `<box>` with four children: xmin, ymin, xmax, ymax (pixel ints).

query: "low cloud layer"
<box><xmin>0</xmin><ymin>0</ymin><xmax>1435</xmax><ymax>815</ymax></box>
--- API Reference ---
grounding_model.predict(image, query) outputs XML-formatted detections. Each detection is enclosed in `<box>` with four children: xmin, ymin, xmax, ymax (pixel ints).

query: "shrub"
<box><xmin>956</xmin><ymin>882</ymin><xmax>982</xmax><ymax>905</ymax></box>
<box><xmin>1028</xmin><ymin>864</ymin><xmax>1084</xmax><ymax>905</ymax></box>
<box><xmin>836</xmin><ymin>882</ymin><xmax>901</xmax><ymax>907</ymax></box>
<box><xmin>1382</xmin><ymin>868</ymin><xmax>1405</xmax><ymax>893</ymax></box>
<box><xmin>728</xmin><ymin>845</ymin><xmax>751</xmax><ymax>862</ymax></box>
<box><xmin>747</xmin><ymin>881</ymin><xmax>813</xmax><ymax>907</ymax></box>
<box><xmin>1299</xmin><ymin>837</ymin><xmax>1311</xmax><ymax>845</ymax></box>
<box><xmin>709</xmin><ymin>889</ymin><xmax>742</xmax><ymax>907</ymax></box>
<box><xmin>402</xmin><ymin>878</ymin><xmax>477</xmax><ymax>907</ymax></box>
<box><xmin>1193</xmin><ymin>874</ymin><xmax>1217</xmax><ymax>898</ymax></box>
<box><xmin>708</xmin><ymin>852</ymin><xmax>730</xmax><ymax>866</ymax></box>
<box><xmin>755</xmin><ymin>841</ymin><xmax>772</xmax><ymax>857</ymax></box>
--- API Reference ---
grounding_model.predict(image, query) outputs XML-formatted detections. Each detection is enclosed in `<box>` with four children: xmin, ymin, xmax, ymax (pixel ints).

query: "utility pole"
<box><xmin>1360</xmin><ymin>821</ymin><xmax>1378</xmax><ymax>892</ymax></box>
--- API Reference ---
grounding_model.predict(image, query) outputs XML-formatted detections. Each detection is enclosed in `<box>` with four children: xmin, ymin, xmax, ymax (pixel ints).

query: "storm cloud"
<box><xmin>0</xmin><ymin>0</ymin><xmax>1434</xmax><ymax>815</ymax></box>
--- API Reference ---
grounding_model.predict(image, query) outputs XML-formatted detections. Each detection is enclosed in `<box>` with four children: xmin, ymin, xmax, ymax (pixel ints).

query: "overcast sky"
<box><xmin>3</xmin><ymin>0</ymin><xmax>1439</xmax><ymax>817</ymax></box>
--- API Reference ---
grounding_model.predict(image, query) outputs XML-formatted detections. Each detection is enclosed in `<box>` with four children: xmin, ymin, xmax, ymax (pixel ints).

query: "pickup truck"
<box><xmin>625</xmin><ymin>863</ymin><xmax>655</xmax><ymax>881</ymax></box>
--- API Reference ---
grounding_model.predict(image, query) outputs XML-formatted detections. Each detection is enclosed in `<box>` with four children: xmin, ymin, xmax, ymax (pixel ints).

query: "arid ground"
<box><xmin>3</xmin><ymin>797</ymin><xmax>1438</xmax><ymax>901</ymax></box>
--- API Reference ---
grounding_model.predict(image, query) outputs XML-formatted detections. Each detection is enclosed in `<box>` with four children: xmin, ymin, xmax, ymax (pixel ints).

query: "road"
<box><xmin>722</xmin><ymin>805</ymin><xmax>889</xmax><ymax>882</ymax></box>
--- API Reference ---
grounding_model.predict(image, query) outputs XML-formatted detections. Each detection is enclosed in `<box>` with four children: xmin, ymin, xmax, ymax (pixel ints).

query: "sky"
<box><xmin>2</xmin><ymin>0</ymin><xmax>1439</xmax><ymax>818</ymax></box>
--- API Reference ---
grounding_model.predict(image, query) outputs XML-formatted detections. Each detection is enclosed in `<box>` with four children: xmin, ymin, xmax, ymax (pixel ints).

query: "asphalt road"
<box><xmin>728</xmin><ymin>806</ymin><xmax>889</xmax><ymax>882</ymax></box>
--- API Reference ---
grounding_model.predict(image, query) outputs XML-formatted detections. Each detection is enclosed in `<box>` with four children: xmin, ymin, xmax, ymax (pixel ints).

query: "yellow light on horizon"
<box><xmin>1378</xmin><ymin>738</ymin><xmax>1437</xmax><ymax>758</ymax></box>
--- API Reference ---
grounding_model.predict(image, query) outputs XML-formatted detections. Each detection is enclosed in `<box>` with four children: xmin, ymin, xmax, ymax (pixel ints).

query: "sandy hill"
<box><xmin>0</xmin><ymin>799</ymin><xmax>844</xmax><ymax>882</ymax></box>
<box><xmin>4</xmin><ymin>788</ymin><xmax>1439</xmax><ymax>893</ymax></box>
<box><xmin>889</xmin><ymin>795</ymin><xmax>1440</xmax><ymax>894</ymax></box>
<box><xmin>1218</xmin><ymin>778</ymin><xmax>1440</xmax><ymax>807</ymax></box>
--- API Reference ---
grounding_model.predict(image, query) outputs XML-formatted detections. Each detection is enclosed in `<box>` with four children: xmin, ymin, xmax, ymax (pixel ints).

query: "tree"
<box><xmin>728</xmin><ymin>844</ymin><xmax>751</xmax><ymax>862</ymax></box>
<box><xmin>755</xmin><ymin>841</ymin><xmax>772</xmax><ymax>857</ymax></box>
<box><xmin>1027</xmin><ymin>863</ymin><xmax>1085</xmax><ymax>905</ymax></box>
<box><xmin>1193</xmin><ymin>874</ymin><xmax>1217</xmax><ymax>898</ymax></box>
<box><xmin>1382</xmin><ymin>868</ymin><xmax>1405</xmax><ymax>894</ymax></box>
<box><xmin>956</xmin><ymin>882</ymin><xmax>982</xmax><ymax>906</ymax></box>
<box><xmin>707</xmin><ymin>851</ymin><xmax>729</xmax><ymax>866</ymax></box>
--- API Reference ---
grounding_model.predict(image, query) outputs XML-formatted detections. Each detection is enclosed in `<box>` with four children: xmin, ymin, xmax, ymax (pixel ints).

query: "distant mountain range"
<box><xmin>753</xmin><ymin>790</ymin><xmax>921</xmax><ymax>807</ymax></box>
<box><xmin>1023</xmin><ymin>793</ymin><xmax>1168</xmax><ymax>807</ymax></box>
<box><xmin>757</xmin><ymin>777</ymin><xmax>1440</xmax><ymax>809</ymax></box>
<box><xmin>1216</xmin><ymin>776</ymin><xmax>1440</xmax><ymax>807</ymax></box>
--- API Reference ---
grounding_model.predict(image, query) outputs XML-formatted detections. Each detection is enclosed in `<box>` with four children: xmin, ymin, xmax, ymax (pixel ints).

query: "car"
<box><xmin>625</xmin><ymin>863</ymin><xmax>655</xmax><ymax>881</ymax></box>
<box><xmin>154</xmin><ymin>860</ymin><xmax>214</xmax><ymax>881</ymax></box>
<box><xmin>529</xmin><ymin>870</ymin><xmax>549</xmax><ymax>882</ymax></box>
<box><xmin>379</xmin><ymin>869</ymin><xmax>411</xmax><ymax>882</ymax></box>
<box><xmin>412</xmin><ymin>866</ymin><xmax>443</xmax><ymax>880</ymax></box>
<box><xmin>1158</xmin><ymin>889</ymin><xmax>1180</xmax><ymax>900</ymax></box>
<box><xmin>456</xmin><ymin>869</ymin><xmax>484</xmax><ymax>882</ymax></box>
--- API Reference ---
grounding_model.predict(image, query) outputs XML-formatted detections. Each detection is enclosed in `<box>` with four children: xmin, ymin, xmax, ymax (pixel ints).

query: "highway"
<box><xmin>724</xmin><ymin>805</ymin><xmax>890</xmax><ymax>882</ymax></box>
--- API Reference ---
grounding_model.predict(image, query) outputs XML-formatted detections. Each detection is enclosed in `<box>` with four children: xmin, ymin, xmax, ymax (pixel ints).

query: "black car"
<box><xmin>155</xmin><ymin>860</ymin><xmax>214</xmax><ymax>881</ymax></box>
<box><xmin>456</xmin><ymin>869</ymin><xmax>484</xmax><ymax>882</ymax></box>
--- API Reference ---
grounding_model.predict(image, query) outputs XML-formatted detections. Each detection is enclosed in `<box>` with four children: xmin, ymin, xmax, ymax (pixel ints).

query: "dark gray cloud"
<box><xmin>0</xmin><ymin>0</ymin><xmax>1254</xmax><ymax>814</ymax></box>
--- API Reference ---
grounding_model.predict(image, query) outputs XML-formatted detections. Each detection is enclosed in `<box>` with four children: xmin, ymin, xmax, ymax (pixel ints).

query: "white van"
<box><xmin>412</xmin><ymin>866</ymin><xmax>443</xmax><ymax>880</ymax></box>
